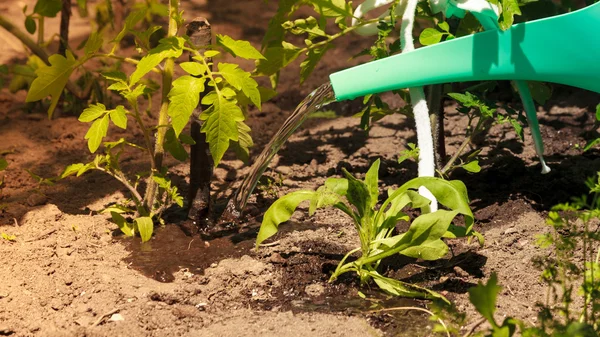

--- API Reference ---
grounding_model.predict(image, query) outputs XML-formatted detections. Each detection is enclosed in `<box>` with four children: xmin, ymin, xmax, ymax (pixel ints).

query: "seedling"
<box><xmin>257</xmin><ymin>159</ymin><xmax>477</xmax><ymax>300</ymax></box>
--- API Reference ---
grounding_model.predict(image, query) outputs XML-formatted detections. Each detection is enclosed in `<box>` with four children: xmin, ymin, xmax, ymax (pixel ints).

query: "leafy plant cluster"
<box><xmin>1</xmin><ymin>0</ymin><xmax>271</xmax><ymax>241</ymax></box>
<box><xmin>257</xmin><ymin>159</ymin><xmax>480</xmax><ymax>300</ymax></box>
<box><xmin>431</xmin><ymin>173</ymin><xmax>600</xmax><ymax>336</ymax></box>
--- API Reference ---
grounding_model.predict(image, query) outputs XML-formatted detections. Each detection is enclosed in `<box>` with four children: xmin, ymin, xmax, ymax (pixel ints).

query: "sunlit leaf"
<box><xmin>168</xmin><ymin>75</ymin><xmax>205</xmax><ymax>136</ymax></box>
<box><xmin>84</xmin><ymin>114</ymin><xmax>109</xmax><ymax>153</ymax></box>
<box><xmin>216</xmin><ymin>34</ymin><xmax>265</xmax><ymax>60</ymax></box>
<box><xmin>111</xmin><ymin>212</ymin><xmax>134</xmax><ymax>237</ymax></box>
<box><xmin>200</xmin><ymin>95</ymin><xmax>245</xmax><ymax>165</ymax></box>
<box><xmin>135</xmin><ymin>217</ymin><xmax>154</xmax><ymax>242</ymax></box>
<box><xmin>78</xmin><ymin>103</ymin><xmax>106</xmax><ymax>122</ymax></box>
<box><xmin>109</xmin><ymin>106</ymin><xmax>128</xmax><ymax>129</ymax></box>
<box><xmin>26</xmin><ymin>51</ymin><xmax>77</xmax><ymax>118</ymax></box>
<box><xmin>469</xmin><ymin>273</ymin><xmax>501</xmax><ymax>327</ymax></box>
<box><xmin>129</xmin><ymin>37</ymin><xmax>184</xmax><ymax>86</ymax></box>
<box><xmin>217</xmin><ymin>63</ymin><xmax>261</xmax><ymax>108</ymax></box>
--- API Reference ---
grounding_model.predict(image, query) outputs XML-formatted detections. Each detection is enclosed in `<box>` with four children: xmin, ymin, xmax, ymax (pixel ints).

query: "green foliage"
<box><xmin>397</xmin><ymin>143</ymin><xmax>419</xmax><ymax>165</ymax></box>
<box><xmin>258</xmin><ymin>159</ymin><xmax>476</xmax><ymax>300</ymax></box>
<box><xmin>0</xmin><ymin>158</ymin><xmax>7</xmax><ymax>171</ymax></box>
<box><xmin>25</xmin><ymin>52</ymin><xmax>77</xmax><ymax>118</ymax></box>
<box><xmin>420</xmin><ymin>22</ymin><xmax>454</xmax><ymax>46</ymax></box>
<box><xmin>1</xmin><ymin>232</ymin><xmax>16</xmax><ymax>242</ymax></box>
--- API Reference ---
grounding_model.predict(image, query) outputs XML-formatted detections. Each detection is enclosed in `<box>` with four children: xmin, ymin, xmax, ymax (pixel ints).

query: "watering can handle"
<box><xmin>331</xmin><ymin>3</ymin><xmax>600</xmax><ymax>101</ymax></box>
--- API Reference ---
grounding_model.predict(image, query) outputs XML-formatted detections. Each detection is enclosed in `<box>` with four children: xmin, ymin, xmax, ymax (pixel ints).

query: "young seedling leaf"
<box><xmin>134</xmin><ymin>217</ymin><xmax>153</xmax><ymax>242</ymax></box>
<box><xmin>419</xmin><ymin>28</ymin><xmax>445</xmax><ymax>45</ymax></box>
<box><xmin>129</xmin><ymin>36</ymin><xmax>184</xmax><ymax>86</ymax></box>
<box><xmin>179</xmin><ymin>62</ymin><xmax>208</xmax><ymax>76</ymax></box>
<box><xmin>200</xmin><ymin>96</ymin><xmax>245</xmax><ymax>165</ymax></box>
<box><xmin>34</xmin><ymin>0</ymin><xmax>62</xmax><ymax>17</ymax></box>
<box><xmin>462</xmin><ymin>160</ymin><xmax>481</xmax><ymax>173</ymax></box>
<box><xmin>78</xmin><ymin>103</ymin><xmax>107</xmax><ymax>122</ymax></box>
<box><xmin>468</xmin><ymin>273</ymin><xmax>501</xmax><ymax>328</ymax></box>
<box><xmin>60</xmin><ymin>163</ymin><xmax>84</xmax><ymax>178</ymax></box>
<box><xmin>363</xmin><ymin>158</ymin><xmax>380</xmax><ymax>209</ymax></box>
<box><xmin>84</xmin><ymin>32</ymin><xmax>103</xmax><ymax>55</ymax></box>
<box><xmin>84</xmin><ymin>114</ymin><xmax>110</xmax><ymax>153</ymax></box>
<box><xmin>342</xmin><ymin>168</ymin><xmax>372</xmax><ymax>218</ymax></box>
<box><xmin>257</xmin><ymin>190</ymin><xmax>317</xmax><ymax>247</ymax></box>
<box><xmin>168</xmin><ymin>75</ymin><xmax>205</xmax><ymax>136</ymax></box>
<box><xmin>26</xmin><ymin>51</ymin><xmax>77</xmax><ymax>118</ymax></box>
<box><xmin>164</xmin><ymin>128</ymin><xmax>188</xmax><ymax>161</ymax></box>
<box><xmin>0</xmin><ymin>158</ymin><xmax>8</xmax><ymax>171</ymax></box>
<box><xmin>111</xmin><ymin>212</ymin><xmax>134</xmax><ymax>237</ymax></box>
<box><xmin>25</xmin><ymin>15</ymin><xmax>36</xmax><ymax>34</ymax></box>
<box><xmin>217</xmin><ymin>63</ymin><xmax>261</xmax><ymax>108</ymax></box>
<box><xmin>216</xmin><ymin>34</ymin><xmax>265</xmax><ymax>60</ymax></box>
<box><xmin>109</xmin><ymin>106</ymin><xmax>128</xmax><ymax>129</ymax></box>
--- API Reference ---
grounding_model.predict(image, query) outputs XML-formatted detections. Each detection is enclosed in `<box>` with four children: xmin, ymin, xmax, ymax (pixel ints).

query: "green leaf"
<box><xmin>230</xmin><ymin>121</ymin><xmax>253</xmax><ymax>163</ymax></box>
<box><xmin>216</xmin><ymin>35</ymin><xmax>265</xmax><ymax>60</ymax></box>
<box><xmin>34</xmin><ymin>0</ymin><xmax>62</xmax><ymax>17</ymax></box>
<box><xmin>200</xmin><ymin>95</ymin><xmax>245</xmax><ymax>165</ymax></box>
<box><xmin>109</xmin><ymin>106</ymin><xmax>128</xmax><ymax>129</ymax></box>
<box><xmin>25</xmin><ymin>15</ymin><xmax>36</xmax><ymax>34</ymax></box>
<box><xmin>217</xmin><ymin>63</ymin><xmax>261</xmax><ymax>108</ymax></box>
<box><xmin>129</xmin><ymin>37</ymin><xmax>184</xmax><ymax>86</ymax></box>
<box><xmin>363</xmin><ymin>158</ymin><xmax>380</xmax><ymax>209</ymax></box>
<box><xmin>368</xmin><ymin>270</ymin><xmax>448</xmax><ymax>302</ymax></box>
<box><xmin>60</xmin><ymin>163</ymin><xmax>84</xmax><ymax>178</ymax></box>
<box><xmin>310</xmin><ymin>0</ymin><xmax>352</xmax><ymax>18</ymax></box>
<box><xmin>78</xmin><ymin>103</ymin><xmax>107</xmax><ymax>122</ymax></box>
<box><xmin>84</xmin><ymin>114</ymin><xmax>109</xmax><ymax>153</ymax></box>
<box><xmin>152</xmin><ymin>175</ymin><xmax>184</xmax><ymax>207</ymax></box>
<box><xmin>596</xmin><ymin>103</ymin><xmax>600</xmax><ymax>122</ymax></box>
<box><xmin>203</xmin><ymin>50</ymin><xmax>220</xmax><ymax>58</ymax></box>
<box><xmin>499</xmin><ymin>0</ymin><xmax>522</xmax><ymax>30</ymax></box>
<box><xmin>257</xmin><ymin>190</ymin><xmax>317</xmax><ymax>247</ymax></box>
<box><xmin>342</xmin><ymin>168</ymin><xmax>372</xmax><ymax>218</ymax></box>
<box><xmin>462</xmin><ymin>160</ymin><xmax>481</xmax><ymax>173</ymax></box>
<box><xmin>0</xmin><ymin>158</ymin><xmax>8</xmax><ymax>171</ymax></box>
<box><xmin>468</xmin><ymin>273</ymin><xmax>502</xmax><ymax>327</ymax></box>
<box><xmin>26</xmin><ymin>51</ymin><xmax>77</xmax><ymax>118</ymax></box>
<box><xmin>527</xmin><ymin>81</ymin><xmax>551</xmax><ymax>105</ymax></box>
<box><xmin>300</xmin><ymin>46</ymin><xmax>330</xmax><ymax>84</ymax></box>
<box><xmin>135</xmin><ymin>217</ymin><xmax>154</xmax><ymax>242</ymax></box>
<box><xmin>111</xmin><ymin>212</ymin><xmax>134</xmax><ymax>237</ymax></box>
<box><xmin>168</xmin><ymin>75</ymin><xmax>205</xmax><ymax>136</ymax></box>
<box><xmin>112</xmin><ymin>9</ymin><xmax>147</xmax><ymax>45</ymax></box>
<box><xmin>179</xmin><ymin>61</ymin><xmax>208</xmax><ymax>76</ymax></box>
<box><xmin>84</xmin><ymin>32</ymin><xmax>103</xmax><ymax>55</ymax></box>
<box><xmin>419</xmin><ymin>28</ymin><xmax>445</xmax><ymax>45</ymax></box>
<box><xmin>256</xmin><ymin>43</ymin><xmax>301</xmax><ymax>76</ymax></box>
<box><xmin>164</xmin><ymin>128</ymin><xmax>188</xmax><ymax>161</ymax></box>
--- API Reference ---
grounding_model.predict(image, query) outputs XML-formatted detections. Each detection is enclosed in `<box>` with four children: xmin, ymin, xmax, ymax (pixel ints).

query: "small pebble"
<box><xmin>26</xmin><ymin>193</ymin><xmax>48</xmax><ymax>207</ymax></box>
<box><xmin>109</xmin><ymin>313</ymin><xmax>124</xmax><ymax>322</ymax></box>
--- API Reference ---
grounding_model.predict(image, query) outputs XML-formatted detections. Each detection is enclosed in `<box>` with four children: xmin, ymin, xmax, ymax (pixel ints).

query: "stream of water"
<box><xmin>220</xmin><ymin>82</ymin><xmax>336</xmax><ymax>221</ymax></box>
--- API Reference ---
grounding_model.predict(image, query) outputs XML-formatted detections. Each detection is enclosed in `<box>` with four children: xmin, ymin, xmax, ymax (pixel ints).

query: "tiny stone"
<box><xmin>504</xmin><ymin>227</ymin><xmax>518</xmax><ymax>235</ymax></box>
<box><xmin>268</xmin><ymin>253</ymin><xmax>286</xmax><ymax>264</ymax></box>
<box><xmin>453</xmin><ymin>266</ymin><xmax>469</xmax><ymax>278</ymax></box>
<box><xmin>26</xmin><ymin>193</ymin><xmax>48</xmax><ymax>207</ymax></box>
<box><xmin>309</xmin><ymin>159</ymin><xmax>318</xmax><ymax>173</ymax></box>
<box><xmin>275</xmin><ymin>166</ymin><xmax>292</xmax><ymax>175</ymax></box>
<box><xmin>439</xmin><ymin>276</ymin><xmax>449</xmax><ymax>283</ymax></box>
<box><xmin>109</xmin><ymin>313</ymin><xmax>124</xmax><ymax>322</ymax></box>
<box><xmin>304</xmin><ymin>283</ymin><xmax>325</xmax><ymax>297</ymax></box>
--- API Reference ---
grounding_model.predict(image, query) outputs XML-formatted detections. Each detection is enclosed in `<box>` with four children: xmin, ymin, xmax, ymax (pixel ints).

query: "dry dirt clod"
<box><xmin>0</xmin><ymin>327</ymin><xmax>15</xmax><ymax>336</ymax></box>
<box><xmin>109</xmin><ymin>313</ymin><xmax>124</xmax><ymax>322</ymax></box>
<box><xmin>305</xmin><ymin>284</ymin><xmax>325</xmax><ymax>297</ymax></box>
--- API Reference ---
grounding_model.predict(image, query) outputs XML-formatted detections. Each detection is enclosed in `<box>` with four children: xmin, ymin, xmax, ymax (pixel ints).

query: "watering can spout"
<box><xmin>330</xmin><ymin>3</ymin><xmax>600</xmax><ymax>101</ymax></box>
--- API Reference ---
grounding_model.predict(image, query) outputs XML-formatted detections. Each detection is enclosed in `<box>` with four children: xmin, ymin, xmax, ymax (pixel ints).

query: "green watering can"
<box><xmin>330</xmin><ymin>2</ymin><xmax>600</xmax><ymax>173</ymax></box>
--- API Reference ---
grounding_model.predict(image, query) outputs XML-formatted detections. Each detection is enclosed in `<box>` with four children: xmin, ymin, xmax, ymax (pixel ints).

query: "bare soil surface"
<box><xmin>1</xmin><ymin>1</ymin><xmax>600</xmax><ymax>336</ymax></box>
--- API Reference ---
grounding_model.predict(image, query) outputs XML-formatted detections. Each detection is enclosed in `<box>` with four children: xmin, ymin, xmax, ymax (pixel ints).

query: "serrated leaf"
<box><xmin>200</xmin><ymin>95</ymin><xmax>245</xmax><ymax>165</ymax></box>
<box><xmin>26</xmin><ymin>51</ymin><xmax>77</xmax><ymax>118</ymax></box>
<box><xmin>218</xmin><ymin>63</ymin><xmax>261</xmax><ymax>108</ymax></box>
<box><xmin>109</xmin><ymin>106</ymin><xmax>128</xmax><ymax>129</ymax></box>
<box><xmin>230</xmin><ymin>121</ymin><xmax>253</xmax><ymax>163</ymax></box>
<box><xmin>25</xmin><ymin>15</ymin><xmax>36</xmax><ymax>34</ymax></box>
<box><xmin>112</xmin><ymin>9</ymin><xmax>147</xmax><ymax>45</ymax></box>
<box><xmin>102</xmin><ymin>71</ymin><xmax>127</xmax><ymax>82</ymax></box>
<box><xmin>300</xmin><ymin>46</ymin><xmax>330</xmax><ymax>84</ymax></box>
<box><xmin>216</xmin><ymin>34</ymin><xmax>265</xmax><ymax>60</ymax></box>
<box><xmin>34</xmin><ymin>0</ymin><xmax>62</xmax><ymax>17</ymax></box>
<box><xmin>107</xmin><ymin>82</ymin><xmax>128</xmax><ymax>92</ymax></box>
<box><xmin>130</xmin><ymin>37</ymin><xmax>184</xmax><ymax>86</ymax></box>
<box><xmin>180</xmin><ymin>61</ymin><xmax>208</xmax><ymax>76</ymax></box>
<box><xmin>84</xmin><ymin>114</ymin><xmax>109</xmax><ymax>153</ymax></box>
<box><xmin>84</xmin><ymin>32</ymin><xmax>103</xmax><ymax>55</ymax></box>
<box><xmin>256</xmin><ymin>43</ymin><xmax>301</xmax><ymax>76</ymax></box>
<box><xmin>310</xmin><ymin>0</ymin><xmax>352</xmax><ymax>18</ymax></box>
<box><xmin>419</xmin><ymin>28</ymin><xmax>445</xmax><ymax>45</ymax></box>
<box><xmin>469</xmin><ymin>273</ymin><xmax>501</xmax><ymax>327</ymax></box>
<box><xmin>168</xmin><ymin>75</ymin><xmax>205</xmax><ymax>136</ymax></box>
<box><xmin>134</xmin><ymin>217</ymin><xmax>154</xmax><ymax>242</ymax></box>
<box><xmin>164</xmin><ymin>128</ymin><xmax>188</xmax><ymax>161</ymax></box>
<box><xmin>78</xmin><ymin>103</ymin><xmax>107</xmax><ymax>122</ymax></box>
<box><xmin>111</xmin><ymin>212</ymin><xmax>134</xmax><ymax>237</ymax></box>
<box><xmin>60</xmin><ymin>163</ymin><xmax>84</xmax><ymax>178</ymax></box>
<box><xmin>499</xmin><ymin>0</ymin><xmax>521</xmax><ymax>30</ymax></box>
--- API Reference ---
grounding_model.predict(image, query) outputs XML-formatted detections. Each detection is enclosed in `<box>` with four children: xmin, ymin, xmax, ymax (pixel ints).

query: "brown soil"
<box><xmin>1</xmin><ymin>1</ymin><xmax>599</xmax><ymax>337</ymax></box>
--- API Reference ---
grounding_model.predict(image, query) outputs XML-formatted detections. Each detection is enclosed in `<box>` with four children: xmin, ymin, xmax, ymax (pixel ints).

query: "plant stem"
<box><xmin>131</xmin><ymin>102</ymin><xmax>156</xmax><ymax>169</ymax></box>
<box><xmin>143</xmin><ymin>0</ymin><xmax>179</xmax><ymax>212</ymax></box>
<box><xmin>38</xmin><ymin>16</ymin><xmax>44</xmax><ymax>46</ymax></box>
<box><xmin>96</xmin><ymin>167</ymin><xmax>143</xmax><ymax>206</ymax></box>
<box><xmin>440</xmin><ymin>117</ymin><xmax>485</xmax><ymax>175</ymax></box>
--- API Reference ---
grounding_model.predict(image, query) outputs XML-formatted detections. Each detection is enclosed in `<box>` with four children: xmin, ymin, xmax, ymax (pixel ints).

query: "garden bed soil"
<box><xmin>1</xmin><ymin>1</ymin><xmax>600</xmax><ymax>336</ymax></box>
